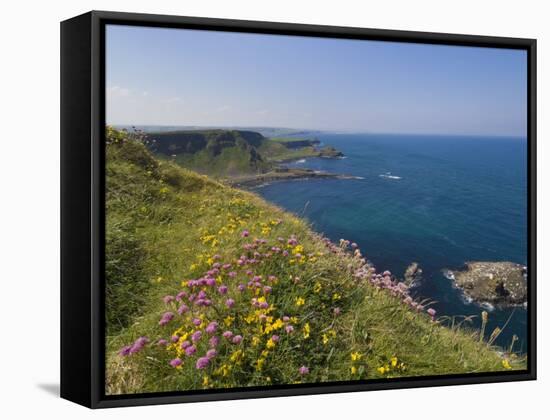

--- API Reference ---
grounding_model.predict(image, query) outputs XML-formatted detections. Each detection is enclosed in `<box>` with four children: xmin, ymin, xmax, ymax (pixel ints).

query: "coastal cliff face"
<box><xmin>450</xmin><ymin>262</ymin><xmax>527</xmax><ymax>306</ymax></box>
<box><xmin>148</xmin><ymin>130</ymin><xmax>269</xmax><ymax>176</ymax></box>
<box><xmin>145</xmin><ymin>129</ymin><xmax>344</xmax><ymax>178</ymax></box>
<box><xmin>105</xmin><ymin>127</ymin><xmax>523</xmax><ymax>395</ymax></box>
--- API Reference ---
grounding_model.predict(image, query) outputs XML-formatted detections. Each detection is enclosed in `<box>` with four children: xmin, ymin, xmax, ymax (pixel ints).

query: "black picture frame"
<box><xmin>60</xmin><ymin>10</ymin><xmax>537</xmax><ymax>409</ymax></box>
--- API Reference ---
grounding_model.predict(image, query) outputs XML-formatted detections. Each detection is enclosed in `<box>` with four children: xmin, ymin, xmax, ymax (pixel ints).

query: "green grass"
<box><xmin>258</xmin><ymin>141</ymin><xmax>321</xmax><ymax>162</ymax></box>
<box><xmin>105</xmin><ymin>127</ymin><xmax>525</xmax><ymax>395</ymax></box>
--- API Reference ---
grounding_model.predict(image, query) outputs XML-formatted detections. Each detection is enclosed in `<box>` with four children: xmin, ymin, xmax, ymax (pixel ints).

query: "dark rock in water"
<box><xmin>449</xmin><ymin>261</ymin><xmax>527</xmax><ymax>306</ymax></box>
<box><xmin>404</xmin><ymin>262</ymin><xmax>422</xmax><ymax>286</ymax></box>
<box><xmin>318</xmin><ymin>146</ymin><xmax>344</xmax><ymax>158</ymax></box>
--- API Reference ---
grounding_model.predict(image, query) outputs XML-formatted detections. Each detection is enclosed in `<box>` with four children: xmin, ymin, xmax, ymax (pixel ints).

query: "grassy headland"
<box><xmin>105</xmin><ymin>127</ymin><xmax>524</xmax><ymax>395</ymax></box>
<box><xmin>146</xmin><ymin>129</ymin><xmax>344</xmax><ymax>183</ymax></box>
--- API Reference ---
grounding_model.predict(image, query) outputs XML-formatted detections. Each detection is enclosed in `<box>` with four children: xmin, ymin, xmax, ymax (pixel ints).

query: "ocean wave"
<box><xmin>442</xmin><ymin>269</ymin><xmax>455</xmax><ymax>281</ymax></box>
<box><xmin>480</xmin><ymin>302</ymin><xmax>495</xmax><ymax>312</ymax></box>
<box><xmin>379</xmin><ymin>172</ymin><xmax>402</xmax><ymax>180</ymax></box>
<box><xmin>295</xmin><ymin>159</ymin><xmax>306</xmax><ymax>163</ymax></box>
<box><xmin>461</xmin><ymin>295</ymin><xmax>473</xmax><ymax>305</ymax></box>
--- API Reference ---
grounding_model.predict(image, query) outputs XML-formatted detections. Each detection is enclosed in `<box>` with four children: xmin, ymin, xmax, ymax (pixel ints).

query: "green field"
<box><xmin>105</xmin><ymin>127</ymin><xmax>524</xmax><ymax>395</ymax></box>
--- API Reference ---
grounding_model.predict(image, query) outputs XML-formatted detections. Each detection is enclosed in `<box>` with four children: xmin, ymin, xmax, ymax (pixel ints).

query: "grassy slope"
<box><xmin>105</xmin><ymin>129</ymin><xmax>524</xmax><ymax>395</ymax></box>
<box><xmin>258</xmin><ymin>140</ymin><xmax>320</xmax><ymax>162</ymax></box>
<box><xmin>149</xmin><ymin>130</ymin><xmax>270</xmax><ymax>176</ymax></box>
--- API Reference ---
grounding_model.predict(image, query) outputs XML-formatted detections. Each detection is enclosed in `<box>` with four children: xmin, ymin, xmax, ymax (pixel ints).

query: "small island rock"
<box><xmin>450</xmin><ymin>261</ymin><xmax>527</xmax><ymax>306</ymax></box>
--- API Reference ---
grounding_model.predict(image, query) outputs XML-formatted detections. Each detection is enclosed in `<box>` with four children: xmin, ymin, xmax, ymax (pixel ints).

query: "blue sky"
<box><xmin>106</xmin><ymin>25</ymin><xmax>527</xmax><ymax>136</ymax></box>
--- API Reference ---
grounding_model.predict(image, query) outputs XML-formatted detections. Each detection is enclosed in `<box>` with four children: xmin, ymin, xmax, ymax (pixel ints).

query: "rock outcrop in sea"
<box><xmin>447</xmin><ymin>261</ymin><xmax>527</xmax><ymax>307</ymax></box>
<box><xmin>404</xmin><ymin>262</ymin><xmax>422</xmax><ymax>287</ymax></box>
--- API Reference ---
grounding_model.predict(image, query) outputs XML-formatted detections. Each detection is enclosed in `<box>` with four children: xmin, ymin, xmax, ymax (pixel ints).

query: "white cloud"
<box><xmin>107</xmin><ymin>85</ymin><xmax>131</xmax><ymax>97</ymax></box>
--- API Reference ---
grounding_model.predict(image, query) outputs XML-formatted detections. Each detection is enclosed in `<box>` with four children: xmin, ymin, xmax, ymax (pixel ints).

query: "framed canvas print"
<box><xmin>60</xmin><ymin>11</ymin><xmax>536</xmax><ymax>408</ymax></box>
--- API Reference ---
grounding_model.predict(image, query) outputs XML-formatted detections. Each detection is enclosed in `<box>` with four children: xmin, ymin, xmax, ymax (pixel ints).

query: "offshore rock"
<box><xmin>449</xmin><ymin>261</ymin><xmax>527</xmax><ymax>306</ymax></box>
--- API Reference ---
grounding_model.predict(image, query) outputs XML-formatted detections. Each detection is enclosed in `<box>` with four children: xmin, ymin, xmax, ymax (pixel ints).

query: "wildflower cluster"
<box><xmin>377</xmin><ymin>356</ymin><xmax>406</xmax><ymax>376</ymax></box>
<box><xmin>118</xmin><ymin>210</ymin><xmax>337</xmax><ymax>387</ymax></box>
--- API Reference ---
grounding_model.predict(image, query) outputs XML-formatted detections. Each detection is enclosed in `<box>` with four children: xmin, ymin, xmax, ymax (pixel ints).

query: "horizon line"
<box><xmin>108</xmin><ymin>123</ymin><xmax>526</xmax><ymax>139</ymax></box>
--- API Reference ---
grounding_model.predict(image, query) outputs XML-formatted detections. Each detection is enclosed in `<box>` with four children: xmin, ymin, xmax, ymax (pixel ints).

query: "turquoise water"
<box><xmin>256</xmin><ymin>134</ymin><xmax>528</xmax><ymax>350</ymax></box>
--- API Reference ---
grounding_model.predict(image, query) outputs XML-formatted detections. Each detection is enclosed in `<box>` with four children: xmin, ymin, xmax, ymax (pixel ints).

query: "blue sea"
<box><xmin>256</xmin><ymin>134</ymin><xmax>528</xmax><ymax>350</ymax></box>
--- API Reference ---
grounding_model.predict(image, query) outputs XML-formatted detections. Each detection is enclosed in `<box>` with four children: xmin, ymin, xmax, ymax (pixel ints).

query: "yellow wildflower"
<box><xmin>351</xmin><ymin>352</ymin><xmax>362</xmax><ymax>362</ymax></box>
<box><xmin>256</xmin><ymin>358</ymin><xmax>265</xmax><ymax>371</ymax></box>
<box><xmin>230</xmin><ymin>349</ymin><xmax>243</xmax><ymax>364</ymax></box>
<box><xmin>502</xmin><ymin>359</ymin><xmax>512</xmax><ymax>369</ymax></box>
<box><xmin>303</xmin><ymin>322</ymin><xmax>310</xmax><ymax>339</ymax></box>
<box><xmin>292</xmin><ymin>245</ymin><xmax>304</xmax><ymax>255</ymax></box>
<box><xmin>391</xmin><ymin>356</ymin><xmax>398</xmax><ymax>367</ymax></box>
<box><xmin>322</xmin><ymin>333</ymin><xmax>329</xmax><ymax>345</ymax></box>
<box><xmin>296</xmin><ymin>297</ymin><xmax>305</xmax><ymax>306</ymax></box>
<box><xmin>377</xmin><ymin>365</ymin><xmax>389</xmax><ymax>374</ymax></box>
<box><xmin>351</xmin><ymin>366</ymin><xmax>358</xmax><ymax>375</ymax></box>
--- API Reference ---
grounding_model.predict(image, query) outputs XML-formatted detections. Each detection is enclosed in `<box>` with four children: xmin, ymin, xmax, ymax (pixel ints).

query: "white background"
<box><xmin>1</xmin><ymin>0</ymin><xmax>547</xmax><ymax>418</ymax></box>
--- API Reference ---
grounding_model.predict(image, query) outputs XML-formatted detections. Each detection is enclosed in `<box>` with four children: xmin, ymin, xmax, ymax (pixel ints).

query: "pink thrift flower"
<box><xmin>177</xmin><ymin>304</ymin><xmax>189</xmax><ymax>315</ymax></box>
<box><xmin>192</xmin><ymin>318</ymin><xmax>202</xmax><ymax>326</ymax></box>
<box><xmin>163</xmin><ymin>295</ymin><xmax>175</xmax><ymax>304</ymax></box>
<box><xmin>129</xmin><ymin>337</ymin><xmax>149</xmax><ymax>354</ymax></box>
<box><xmin>271</xmin><ymin>335</ymin><xmax>280</xmax><ymax>343</ymax></box>
<box><xmin>223</xmin><ymin>331</ymin><xmax>233</xmax><ymax>339</ymax></box>
<box><xmin>196</xmin><ymin>357</ymin><xmax>210</xmax><ymax>369</ymax></box>
<box><xmin>241</xmin><ymin>230</ymin><xmax>249</xmax><ymax>237</ymax></box>
<box><xmin>206</xmin><ymin>349</ymin><xmax>217</xmax><ymax>359</ymax></box>
<box><xmin>225</xmin><ymin>298</ymin><xmax>235</xmax><ymax>308</ymax></box>
<box><xmin>176</xmin><ymin>291</ymin><xmax>188</xmax><ymax>301</ymax></box>
<box><xmin>205</xmin><ymin>321</ymin><xmax>219</xmax><ymax>334</ymax></box>
<box><xmin>299</xmin><ymin>366</ymin><xmax>309</xmax><ymax>375</ymax></box>
<box><xmin>218</xmin><ymin>285</ymin><xmax>228</xmax><ymax>295</ymax></box>
<box><xmin>180</xmin><ymin>340</ymin><xmax>191</xmax><ymax>349</ymax></box>
<box><xmin>159</xmin><ymin>312</ymin><xmax>174</xmax><ymax>326</ymax></box>
<box><xmin>157</xmin><ymin>339</ymin><xmax>168</xmax><ymax>346</ymax></box>
<box><xmin>232</xmin><ymin>335</ymin><xmax>243</xmax><ymax>345</ymax></box>
<box><xmin>209</xmin><ymin>336</ymin><xmax>220</xmax><ymax>347</ymax></box>
<box><xmin>118</xmin><ymin>345</ymin><xmax>132</xmax><ymax>356</ymax></box>
<box><xmin>285</xmin><ymin>325</ymin><xmax>294</xmax><ymax>334</ymax></box>
<box><xmin>191</xmin><ymin>331</ymin><xmax>202</xmax><ymax>342</ymax></box>
<box><xmin>185</xmin><ymin>345</ymin><xmax>197</xmax><ymax>356</ymax></box>
<box><xmin>169</xmin><ymin>358</ymin><xmax>182</xmax><ymax>368</ymax></box>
